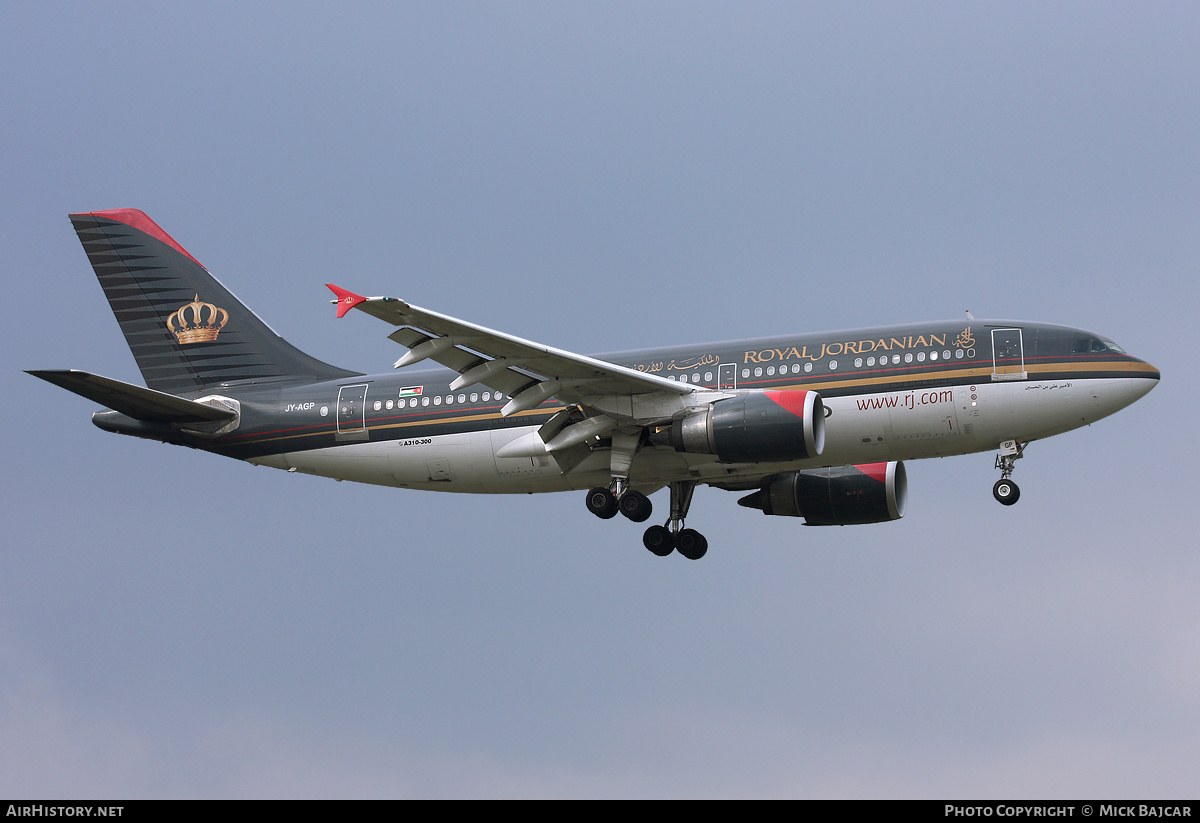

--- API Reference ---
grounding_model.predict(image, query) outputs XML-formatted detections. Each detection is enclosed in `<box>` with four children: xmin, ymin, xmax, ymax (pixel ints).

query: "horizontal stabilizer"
<box><xmin>26</xmin><ymin>370</ymin><xmax>237</xmax><ymax>423</ymax></box>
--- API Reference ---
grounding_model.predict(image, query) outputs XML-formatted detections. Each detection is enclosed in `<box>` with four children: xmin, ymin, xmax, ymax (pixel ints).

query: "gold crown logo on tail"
<box><xmin>167</xmin><ymin>295</ymin><xmax>228</xmax><ymax>344</ymax></box>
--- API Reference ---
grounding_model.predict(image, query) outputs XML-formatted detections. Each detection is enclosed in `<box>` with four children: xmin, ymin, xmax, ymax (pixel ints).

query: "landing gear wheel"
<box><xmin>586</xmin><ymin>487</ymin><xmax>619</xmax><ymax>519</ymax></box>
<box><xmin>643</xmin><ymin>525</ymin><xmax>675</xmax><ymax>556</ymax></box>
<box><xmin>676</xmin><ymin>529</ymin><xmax>708</xmax><ymax>560</ymax></box>
<box><xmin>620</xmin><ymin>490</ymin><xmax>653</xmax><ymax>523</ymax></box>
<box><xmin>993</xmin><ymin>478</ymin><xmax>1020</xmax><ymax>506</ymax></box>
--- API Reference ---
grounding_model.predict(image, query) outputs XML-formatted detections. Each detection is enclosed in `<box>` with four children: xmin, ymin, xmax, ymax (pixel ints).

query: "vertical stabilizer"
<box><xmin>70</xmin><ymin>209</ymin><xmax>357</xmax><ymax>394</ymax></box>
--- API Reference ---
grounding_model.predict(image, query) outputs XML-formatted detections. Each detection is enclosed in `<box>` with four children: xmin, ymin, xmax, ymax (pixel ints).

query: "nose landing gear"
<box><xmin>993</xmin><ymin>440</ymin><xmax>1026</xmax><ymax>506</ymax></box>
<box><xmin>992</xmin><ymin>478</ymin><xmax>1020</xmax><ymax>505</ymax></box>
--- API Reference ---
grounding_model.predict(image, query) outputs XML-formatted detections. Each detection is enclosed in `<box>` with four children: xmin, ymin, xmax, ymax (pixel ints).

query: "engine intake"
<box><xmin>738</xmin><ymin>461</ymin><xmax>907</xmax><ymax>525</ymax></box>
<box><xmin>657</xmin><ymin>390</ymin><xmax>825</xmax><ymax>462</ymax></box>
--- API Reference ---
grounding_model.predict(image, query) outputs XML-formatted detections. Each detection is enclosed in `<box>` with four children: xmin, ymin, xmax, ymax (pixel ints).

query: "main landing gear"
<box><xmin>992</xmin><ymin>440</ymin><xmax>1026</xmax><ymax>506</ymax></box>
<box><xmin>647</xmin><ymin>480</ymin><xmax>708</xmax><ymax>560</ymax></box>
<box><xmin>586</xmin><ymin>427</ymin><xmax>710</xmax><ymax>559</ymax></box>
<box><xmin>585</xmin><ymin>485</ymin><xmax>652</xmax><ymax>522</ymax></box>
<box><xmin>584</xmin><ymin>480</ymin><xmax>709</xmax><ymax>560</ymax></box>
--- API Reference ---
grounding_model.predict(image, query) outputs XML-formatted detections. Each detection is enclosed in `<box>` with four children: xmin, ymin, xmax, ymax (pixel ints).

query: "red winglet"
<box><xmin>326</xmin><ymin>284</ymin><xmax>367</xmax><ymax>318</ymax></box>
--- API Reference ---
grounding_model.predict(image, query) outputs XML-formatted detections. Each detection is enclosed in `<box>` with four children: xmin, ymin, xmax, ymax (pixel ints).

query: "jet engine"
<box><xmin>738</xmin><ymin>461</ymin><xmax>907</xmax><ymax>525</ymax></box>
<box><xmin>654</xmin><ymin>390</ymin><xmax>825</xmax><ymax>462</ymax></box>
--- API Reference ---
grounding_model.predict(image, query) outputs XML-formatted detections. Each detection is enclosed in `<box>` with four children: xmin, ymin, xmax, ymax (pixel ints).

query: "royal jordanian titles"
<box><xmin>30</xmin><ymin>210</ymin><xmax>1160</xmax><ymax>559</ymax></box>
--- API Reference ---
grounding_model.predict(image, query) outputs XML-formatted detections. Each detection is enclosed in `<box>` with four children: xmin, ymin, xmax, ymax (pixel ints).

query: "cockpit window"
<box><xmin>1075</xmin><ymin>337</ymin><xmax>1125</xmax><ymax>354</ymax></box>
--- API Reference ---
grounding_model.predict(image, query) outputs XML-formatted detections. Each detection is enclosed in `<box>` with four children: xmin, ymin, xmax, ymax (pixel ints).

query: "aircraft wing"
<box><xmin>327</xmin><ymin>284</ymin><xmax>693</xmax><ymax>418</ymax></box>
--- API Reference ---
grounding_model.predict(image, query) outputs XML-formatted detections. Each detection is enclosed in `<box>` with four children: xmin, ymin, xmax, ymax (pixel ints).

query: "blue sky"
<box><xmin>2</xmin><ymin>2</ymin><xmax>1197</xmax><ymax>797</ymax></box>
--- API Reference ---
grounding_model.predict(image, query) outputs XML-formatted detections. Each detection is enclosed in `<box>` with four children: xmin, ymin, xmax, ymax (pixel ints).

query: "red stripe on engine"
<box><xmin>853</xmin><ymin>463</ymin><xmax>889</xmax><ymax>483</ymax></box>
<box><xmin>764</xmin><ymin>389</ymin><xmax>810</xmax><ymax>417</ymax></box>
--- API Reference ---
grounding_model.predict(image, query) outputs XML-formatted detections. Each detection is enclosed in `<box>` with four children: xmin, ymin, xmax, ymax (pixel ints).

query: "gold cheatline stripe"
<box><xmin>779</xmin><ymin>359</ymin><xmax>1155</xmax><ymax>393</ymax></box>
<box><xmin>238</xmin><ymin>359</ymin><xmax>1155</xmax><ymax>446</ymax></box>
<box><xmin>1027</xmin><ymin>361</ymin><xmax>1158</xmax><ymax>376</ymax></box>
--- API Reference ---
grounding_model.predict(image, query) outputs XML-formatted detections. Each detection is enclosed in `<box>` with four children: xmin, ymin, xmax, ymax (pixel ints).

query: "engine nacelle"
<box><xmin>657</xmin><ymin>390</ymin><xmax>825</xmax><ymax>462</ymax></box>
<box><xmin>738</xmin><ymin>461</ymin><xmax>908</xmax><ymax>525</ymax></box>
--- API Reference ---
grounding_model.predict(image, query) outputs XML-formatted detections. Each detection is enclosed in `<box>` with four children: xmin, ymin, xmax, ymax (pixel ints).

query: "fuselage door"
<box><xmin>718</xmin><ymin>363</ymin><xmax>736</xmax><ymax>390</ymax></box>
<box><xmin>336</xmin><ymin>383</ymin><xmax>370</xmax><ymax>441</ymax></box>
<box><xmin>991</xmin><ymin>328</ymin><xmax>1026</xmax><ymax>381</ymax></box>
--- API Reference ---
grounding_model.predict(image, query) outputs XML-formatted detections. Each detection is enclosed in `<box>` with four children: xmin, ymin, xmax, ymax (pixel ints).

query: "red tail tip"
<box><xmin>76</xmin><ymin>208</ymin><xmax>206</xmax><ymax>269</ymax></box>
<box><xmin>326</xmin><ymin>284</ymin><xmax>367</xmax><ymax>318</ymax></box>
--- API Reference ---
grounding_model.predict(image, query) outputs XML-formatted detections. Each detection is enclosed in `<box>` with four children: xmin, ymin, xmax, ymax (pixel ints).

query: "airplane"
<box><xmin>29</xmin><ymin>209</ymin><xmax>1160</xmax><ymax>560</ymax></box>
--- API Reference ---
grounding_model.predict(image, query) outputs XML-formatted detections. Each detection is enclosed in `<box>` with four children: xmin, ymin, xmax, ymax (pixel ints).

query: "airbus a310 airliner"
<box><xmin>30</xmin><ymin>209</ymin><xmax>1159</xmax><ymax>559</ymax></box>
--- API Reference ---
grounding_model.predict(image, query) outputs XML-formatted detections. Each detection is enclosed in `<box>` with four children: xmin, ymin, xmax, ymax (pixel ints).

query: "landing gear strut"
<box><xmin>993</xmin><ymin>440</ymin><xmax>1025</xmax><ymax>506</ymax></box>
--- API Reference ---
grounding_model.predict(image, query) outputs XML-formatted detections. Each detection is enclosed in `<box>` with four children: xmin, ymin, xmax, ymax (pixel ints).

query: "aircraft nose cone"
<box><xmin>1126</xmin><ymin>358</ymin><xmax>1160</xmax><ymax>403</ymax></box>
